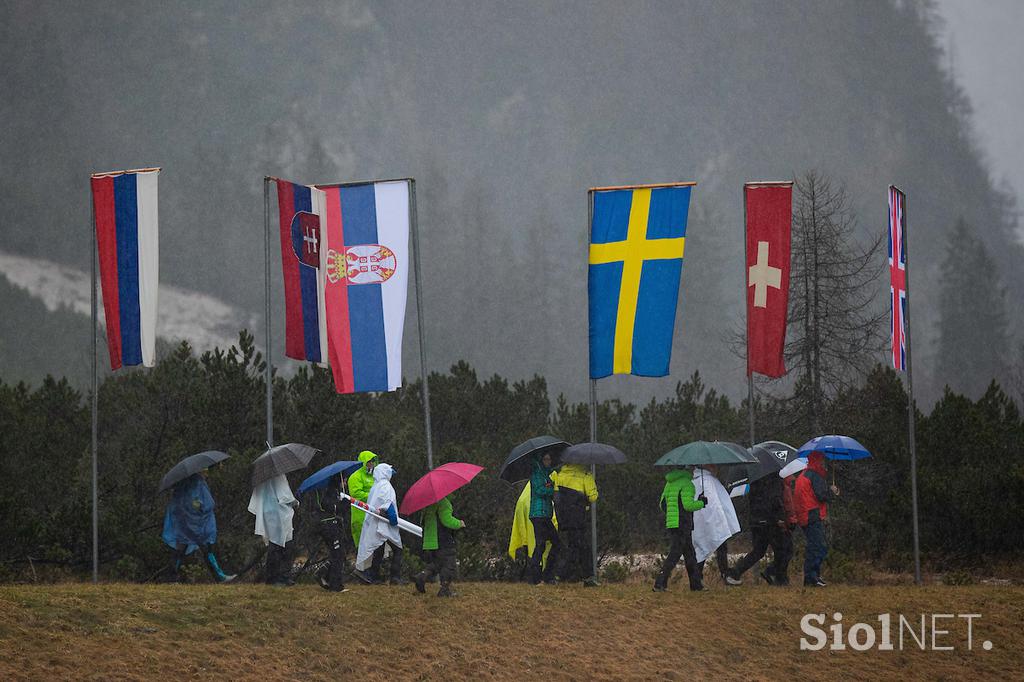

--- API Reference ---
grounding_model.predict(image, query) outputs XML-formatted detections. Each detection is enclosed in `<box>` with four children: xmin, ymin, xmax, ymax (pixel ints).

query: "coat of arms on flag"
<box><xmin>588</xmin><ymin>182</ymin><xmax>694</xmax><ymax>379</ymax></box>
<box><xmin>889</xmin><ymin>185</ymin><xmax>908</xmax><ymax>372</ymax></box>
<box><xmin>276</xmin><ymin>178</ymin><xmax>410</xmax><ymax>394</ymax></box>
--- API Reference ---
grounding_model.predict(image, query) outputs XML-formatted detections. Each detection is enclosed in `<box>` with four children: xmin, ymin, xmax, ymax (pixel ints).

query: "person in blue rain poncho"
<box><xmin>162</xmin><ymin>471</ymin><xmax>235</xmax><ymax>582</ymax></box>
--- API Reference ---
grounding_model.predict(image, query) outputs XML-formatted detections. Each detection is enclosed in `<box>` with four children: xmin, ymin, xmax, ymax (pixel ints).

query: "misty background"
<box><xmin>1</xmin><ymin>0</ymin><xmax>1021</xmax><ymax>408</ymax></box>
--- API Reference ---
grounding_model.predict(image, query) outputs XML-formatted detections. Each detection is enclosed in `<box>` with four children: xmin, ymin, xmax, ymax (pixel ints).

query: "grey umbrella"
<box><xmin>251</xmin><ymin>443</ymin><xmax>319</xmax><ymax>487</ymax></box>
<box><xmin>560</xmin><ymin>442</ymin><xmax>628</xmax><ymax>465</ymax></box>
<box><xmin>158</xmin><ymin>450</ymin><xmax>230</xmax><ymax>493</ymax></box>
<box><xmin>498</xmin><ymin>436</ymin><xmax>569</xmax><ymax>482</ymax></box>
<box><xmin>722</xmin><ymin>443</ymin><xmax>789</xmax><ymax>491</ymax></box>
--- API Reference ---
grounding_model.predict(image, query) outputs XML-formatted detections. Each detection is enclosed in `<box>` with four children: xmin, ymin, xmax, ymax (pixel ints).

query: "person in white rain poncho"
<box><xmin>692</xmin><ymin>465</ymin><xmax>741</xmax><ymax>583</ymax></box>
<box><xmin>355</xmin><ymin>463</ymin><xmax>405</xmax><ymax>584</ymax></box>
<box><xmin>248</xmin><ymin>474</ymin><xmax>299</xmax><ymax>586</ymax></box>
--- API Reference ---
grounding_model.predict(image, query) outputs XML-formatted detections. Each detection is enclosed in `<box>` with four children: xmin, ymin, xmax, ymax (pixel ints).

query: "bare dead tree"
<box><xmin>777</xmin><ymin>171</ymin><xmax>887</xmax><ymax>434</ymax></box>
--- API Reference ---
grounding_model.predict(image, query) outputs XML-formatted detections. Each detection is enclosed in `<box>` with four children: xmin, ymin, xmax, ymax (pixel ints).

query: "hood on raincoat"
<box><xmin>248</xmin><ymin>474</ymin><xmax>297</xmax><ymax>547</ymax></box>
<box><xmin>807</xmin><ymin>451</ymin><xmax>827</xmax><ymax>476</ymax></box>
<box><xmin>358</xmin><ymin>450</ymin><xmax>379</xmax><ymax>472</ymax></box>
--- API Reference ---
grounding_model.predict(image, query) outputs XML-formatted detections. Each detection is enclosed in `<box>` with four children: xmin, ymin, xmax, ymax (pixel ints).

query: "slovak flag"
<box><xmin>276</xmin><ymin>178</ymin><xmax>410</xmax><ymax>394</ymax></box>
<box><xmin>90</xmin><ymin>168</ymin><xmax>160</xmax><ymax>370</ymax></box>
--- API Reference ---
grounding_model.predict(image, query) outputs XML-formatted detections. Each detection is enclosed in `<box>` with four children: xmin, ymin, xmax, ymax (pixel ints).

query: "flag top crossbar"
<box><xmin>265</xmin><ymin>175</ymin><xmax>414</xmax><ymax>188</ymax></box>
<box><xmin>91</xmin><ymin>167</ymin><xmax>161</xmax><ymax>178</ymax></box>
<box><xmin>589</xmin><ymin>181</ymin><xmax>696</xmax><ymax>193</ymax></box>
<box><xmin>744</xmin><ymin>180</ymin><xmax>793</xmax><ymax>188</ymax></box>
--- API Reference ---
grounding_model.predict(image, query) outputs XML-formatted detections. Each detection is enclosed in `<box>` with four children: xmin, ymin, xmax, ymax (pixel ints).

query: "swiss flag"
<box><xmin>745</xmin><ymin>183</ymin><xmax>792</xmax><ymax>378</ymax></box>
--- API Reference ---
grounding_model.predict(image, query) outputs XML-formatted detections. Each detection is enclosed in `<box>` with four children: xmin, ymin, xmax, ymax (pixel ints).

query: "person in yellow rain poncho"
<box><xmin>507</xmin><ymin>482</ymin><xmax>557</xmax><ymax>577</ymax></box>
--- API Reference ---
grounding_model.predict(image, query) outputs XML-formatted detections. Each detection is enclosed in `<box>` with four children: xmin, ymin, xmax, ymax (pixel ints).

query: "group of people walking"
<box><xmin>653</xmin><ymin>450</ymin><xmax>838</xmax><ymax>590</ymax></box>
<box><xmin>161</xmin><ymin>446</ymin><xmax>839</xmax><ymax>594</ymax></box>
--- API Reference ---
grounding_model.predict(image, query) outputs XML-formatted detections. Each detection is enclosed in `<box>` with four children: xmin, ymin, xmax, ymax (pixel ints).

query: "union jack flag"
<box><xmin>888</xmin><ymin>186</ymin><xmax>908</xmax><ymax>371</ymax></box>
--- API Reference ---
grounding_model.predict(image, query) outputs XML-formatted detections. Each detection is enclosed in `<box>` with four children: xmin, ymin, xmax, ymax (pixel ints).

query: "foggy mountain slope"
<box><xmin>0</xmin><ymin>0</ymin><xmax>1018</xmax><ymax>404</ymax></box>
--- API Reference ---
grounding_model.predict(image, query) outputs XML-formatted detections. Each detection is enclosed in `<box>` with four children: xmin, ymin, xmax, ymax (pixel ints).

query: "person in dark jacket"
<box><xmin>312</xmin><ymin>473</ymin><xmax>349</xmax><ymax>592</ymax></box>
<box><xmin>653</xmin><ymin>468</ymin><xmax>706</xmax><ymax>591</ymax></box>
<box><xmin>726</xmin><ymin>474</ymin><xmax>792</xmax><ymax>586</ymax></box>
<box><xmin>527</xmin><ymin>451</ymin><xmax>561</xmax><ymax>585</ymax></box>
<box><xmin>552</xmin><ymin>463</ymin><xmax>599</xmax><ymax>586</ymax></box>
<box><xmin>414</xmin><ymin>496</ymin><xmax>465</xmax><ymax>597</ymax></box>
<box><xmin>793</xmin><ymin>451</ymin><xmax>839</xmax><ymax>587</ymax></box>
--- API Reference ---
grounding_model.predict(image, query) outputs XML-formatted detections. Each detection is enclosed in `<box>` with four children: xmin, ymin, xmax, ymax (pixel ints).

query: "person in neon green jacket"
<box><xmin>653</xmin><ymin>468</ymin><xmax>706</xmax><ymax>591</ymax></box>
<box><xmin>348</xmin><ymin>450</ymin><xmax>379</xmax><ymax>549</ymax></box>
<box><xmin>414</xmin><ymin>496</ymin><xmax>464</xmax><ymax>597</ymax></box>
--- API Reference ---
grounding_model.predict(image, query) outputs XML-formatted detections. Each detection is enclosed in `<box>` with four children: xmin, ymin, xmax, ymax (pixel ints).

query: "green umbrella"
<box><xmin>654</xmin><ymin>440</ymin><xmax>756</xmax><ymax>467</ymax></box>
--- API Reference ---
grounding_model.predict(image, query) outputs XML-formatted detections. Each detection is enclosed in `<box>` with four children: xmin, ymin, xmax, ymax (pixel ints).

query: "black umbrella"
<box><xmin>560</xmin><ymin>442</ymin><xmax>628</xmax><ymax>465</ymax></box>
<box><xmin>251</xmin><ymin>443</ymin><xmax>319</xmax><ymax>487</ymax></box>
<box><xmin>722</xmin><ymin>441</ymin><xmax>799</xmax><ymax>490</ymax></box>
<box><xmin>498</xmin><ymin>435</ymin><xmax>569</xmax><ymax>482</ymax></box>
<box><xmin>158</xmin><ymin>450</ymin><xmax>230</xmax><ymax>493</ymax></box>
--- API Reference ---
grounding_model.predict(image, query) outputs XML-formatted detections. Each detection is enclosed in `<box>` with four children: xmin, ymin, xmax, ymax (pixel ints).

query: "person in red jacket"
<box><xmin>793</xmin><ymin>451</ymin><xmax>839</xmax><ymax>587</ymax></box>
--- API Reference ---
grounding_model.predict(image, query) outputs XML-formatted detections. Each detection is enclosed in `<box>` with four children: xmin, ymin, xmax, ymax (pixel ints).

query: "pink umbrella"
<box><xmin>399</xmin><ymin>462</ymin><xmax>484</xmax><ymax>515</ymax></box>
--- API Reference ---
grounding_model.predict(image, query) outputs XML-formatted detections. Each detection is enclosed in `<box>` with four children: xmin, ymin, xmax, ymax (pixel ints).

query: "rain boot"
<box><xmin>206</xmin><ymin>551</ymin><xmax>236</xmax><ymax>583</ymax></box>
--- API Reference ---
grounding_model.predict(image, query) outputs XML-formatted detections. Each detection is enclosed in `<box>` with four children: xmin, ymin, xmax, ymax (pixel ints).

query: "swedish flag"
<box><xmin>588</xmin><ymin>184</ymin><xmax>693</xmax><ymax>379</ymax></box>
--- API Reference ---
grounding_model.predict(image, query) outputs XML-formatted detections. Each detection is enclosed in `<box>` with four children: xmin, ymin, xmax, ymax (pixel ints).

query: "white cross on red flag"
<box><xmin>745</xmin><ymin>182</ymin><xmax>793</xmax><ymax>378</ymax></box>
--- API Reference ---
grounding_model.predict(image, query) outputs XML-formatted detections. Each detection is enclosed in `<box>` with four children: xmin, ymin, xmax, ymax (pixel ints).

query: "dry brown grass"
<box><xmin>1</xmin><ymin>581</ymin><xmax>1021</xmax><ymax>680</ymax></box>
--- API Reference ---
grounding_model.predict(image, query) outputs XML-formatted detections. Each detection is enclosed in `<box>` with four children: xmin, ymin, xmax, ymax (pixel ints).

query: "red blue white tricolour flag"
<box><xmin>276</xmin><ymin>178</ymin><xmax>409</xmax><ymax>394</ymax></box>
<box><xmin>90</xmin><ymin>168</ymin><xmax>160</xmax><ymax>370</ymax></box>
<box><xmin>888</xmin><ymin>185</ymin><xmax>908</xmax><ymax>372</ymax></box>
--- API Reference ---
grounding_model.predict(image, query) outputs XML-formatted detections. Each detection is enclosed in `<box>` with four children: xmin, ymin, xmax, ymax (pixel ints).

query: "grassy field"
<box><xmin>1</xmin><ymin>580</ymin><xmax>1021</xmax><ymax>680</ymax></box>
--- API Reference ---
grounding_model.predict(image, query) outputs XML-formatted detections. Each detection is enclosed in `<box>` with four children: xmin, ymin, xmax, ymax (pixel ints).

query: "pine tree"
<box><xmin>935</xmin><ymin>219</ymin><xmax>1009</xmax><ymax>399</ymax></box>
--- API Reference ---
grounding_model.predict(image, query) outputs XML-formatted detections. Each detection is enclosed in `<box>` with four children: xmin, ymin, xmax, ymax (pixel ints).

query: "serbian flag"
<box><xmin>276</xmin><ymin>178</ymin><xmax>409</xmax><ymax>393</ymax></box>
<box><xmin>91</xmin><ymin>168</ymin><xmax>160</xmax><ymax>370</ymax></box>
<box><xmin>745</xmin><ymin>182</ymin><xmax>792</xmax><ymax>378</ymax></box>
<box><xmin>889</xmin><ymin>186</ymin><xmax>908</xmax><ymax>371</ymax></box>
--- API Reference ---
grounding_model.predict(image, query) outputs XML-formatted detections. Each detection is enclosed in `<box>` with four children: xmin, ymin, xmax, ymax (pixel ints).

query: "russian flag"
<box><xmin>277</xmin><ymin>178</ymin><xmax>409</xmax><ymax>394</ymax></box>
<box><xmin>91</xmin><ymin>168</ymin><xmax>160</xmax><ymax>370</ymax></box>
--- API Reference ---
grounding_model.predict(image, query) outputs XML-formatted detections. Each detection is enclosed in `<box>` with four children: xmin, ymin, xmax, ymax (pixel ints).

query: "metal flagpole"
<box><xmin>587</xmin><ymin>190</ymin><xmax>599</xmax><ymax>579</ymax></box>
<box><xmin>900</xmin><ymin>187</ymin><xmax>921</xmax><ymax>585</ymax></box>
<box><xmin>409</xmin><ymin>179</ymin><xmax>435</xmax><ymax>470</ymax></box>
<box><xmin>90</xmin><ymin>190</ymin><xmax>99</xmax><ymax>584</ymax></box>
<box><xmin>744</xmin><ymin>186</ymin><xmax>755</xmax><ymax>447</ymax></box>
<box><xmin>264</xmin><ymin>177</ymin><xmax>274</xmax><ymax>447</ymax></box>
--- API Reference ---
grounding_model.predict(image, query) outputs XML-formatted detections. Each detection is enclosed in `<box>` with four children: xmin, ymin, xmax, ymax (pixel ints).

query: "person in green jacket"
<box><xmin>414</xmin><ymin>495</ymin><xmax>465</xmax><ymax>597</ymax></box>
<box><xmin>653</xmin><ymin>468</ymin><xmax>707</xmax><ymax>592</ymax></box>
<box><xmin>348</xmin><ymin>450</ymin><xmax>379</xmax><ymax>551</ymax></box>
<box><xmin>527</xmin><ymin>451</ymin><xmax>561</xmax><ymax>585</ymax></box>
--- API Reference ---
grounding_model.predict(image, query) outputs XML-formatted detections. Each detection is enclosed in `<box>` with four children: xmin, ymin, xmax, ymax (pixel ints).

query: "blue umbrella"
<box><xmin>297</xmin><ymin>460</ymin><xmax>361</xmax><ymax>495</ymax></box>
<box><xmin>797</xmin><ymin>435</ymin><xmax>871</xmax><ymax>461</ymax></box>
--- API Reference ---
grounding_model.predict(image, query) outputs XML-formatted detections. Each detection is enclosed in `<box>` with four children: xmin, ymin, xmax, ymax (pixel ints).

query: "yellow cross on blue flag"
<box><xmin>588</xmin><ymin>183</ymin><xmax>694</xmax><ymax>379</ymax></box>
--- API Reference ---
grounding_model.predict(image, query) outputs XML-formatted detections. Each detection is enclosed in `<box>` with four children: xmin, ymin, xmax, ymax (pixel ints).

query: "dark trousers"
<box><xmin>696</xmin><ymin>542</ymin><xmax>730</xmax><ymax>583</ymax></box>
<box><xmin>370</xmin><ymin>540</ymin><xmax>404</xmax><ymax>581</ymax></box>
<box><xmin>730</xmin><ymin>524</ymin><xmax>793</xmax><ymax>583</ymax></box>
<box><xmin>658</xmin><ymin>527</ymin><xmax>702</xmax><ymax>590</ymax></box>
<box><xmin>528</xmin><ymin>517</ymin><xmax>561</xmax><ymax>584</ymax></box>
<box><xmin>802</xmin><ymin>518</ymin><xmax>828</xmax><ymax>584</ymax></box>
<box><xmin>265</xmin><ymin>542</ymin><xmax>291</xmax><ymax>584</ymax></box>
<box><xmin>419</xmin><ymin>544</ymin><xmax>457</xmax><ymax>586</ymax></box>
<box><xmin>318</xmin><ymin>519</ymin><xmax>346</xmax><ymax>591</ymax></box>
<box><xmin>171</xmin><ymin>543</ymin><xmax>225</xmax><ymax>581</ymax></box>
<box><xmin>557</xmin><ymin>526</ymin><xmax>590</xmax><ymax>582</ymax></box>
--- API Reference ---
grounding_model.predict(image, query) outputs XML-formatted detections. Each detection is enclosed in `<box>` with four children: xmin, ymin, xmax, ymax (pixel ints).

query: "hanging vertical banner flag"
<box><xmin>588</xmin><ymin>183</ymin><xmax>693</xmax><ymax>379</ymax></box>
<box><xmin>745</xmin><ymin>182</ymin><xmax>792</xmax><ymax>378</ymax></box>
<box><xmin>277</xmin><ymin>178</ymin><xmax>409</xmax><ymax>393</ymax></box>
<box><xmin>889</xmin><ymin>185</ymin><xmax>908</xmax><ymax>372</ymax></box>
<box><xmin>91</xmin><ymin>168</ymin><xmax>160</xmax><ymax>370</ymax></box>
